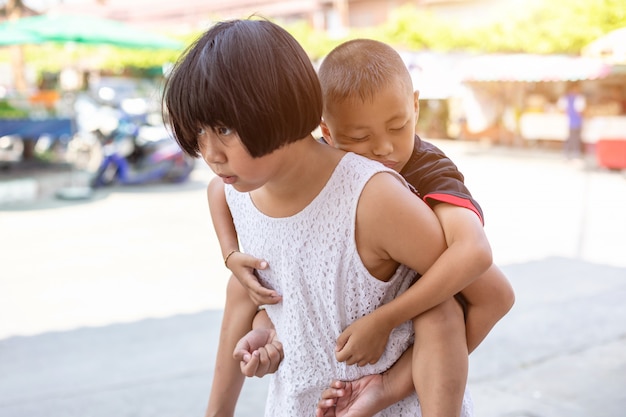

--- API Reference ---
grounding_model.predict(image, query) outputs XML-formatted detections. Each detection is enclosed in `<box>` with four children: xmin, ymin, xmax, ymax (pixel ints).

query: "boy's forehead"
<box><xmin>326</xmin><ymin>84</ymin><xmax>413</xmax><ymax>115</ymax></box>
<box><xmin>327</xmin><ymin>76</ymin><xmax>411</xmax><ymax>101</ymax></box>
<box><xmin>327</xmin><ymin>102</ymin><xmax>410</xmax><ymax>130</ymax></box>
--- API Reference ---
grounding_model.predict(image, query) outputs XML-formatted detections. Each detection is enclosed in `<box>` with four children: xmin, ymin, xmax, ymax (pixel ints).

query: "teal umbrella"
<box><xmin>0</xmin><ymin>24</ymin><xmax>44</xmax><ymax>46</ymax></box>
<box><xmin>0</xmin><ymin>14</ymin><xmax>183</xmax><ymax>50</ymax></box>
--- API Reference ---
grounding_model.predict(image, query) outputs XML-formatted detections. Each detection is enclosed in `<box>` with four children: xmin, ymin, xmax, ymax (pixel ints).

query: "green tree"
<box><xmin>380</xmin><ymin>0</ymin><xmax>625</xmax><ymax>54</ymax></box>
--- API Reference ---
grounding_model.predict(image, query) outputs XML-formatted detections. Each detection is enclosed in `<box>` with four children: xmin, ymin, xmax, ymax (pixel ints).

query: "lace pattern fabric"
<box><xmin>225</xmin><ymin>152</ymin><xmax>473</xmax><ymax>416</ymax></box>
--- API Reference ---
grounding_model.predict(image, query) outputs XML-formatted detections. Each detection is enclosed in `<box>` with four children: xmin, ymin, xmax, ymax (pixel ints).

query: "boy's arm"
<box><xmin>335</xmin><ymin>173</ymin><xmax>491</xmax><ymax>364</ymax></box>
<box><xmin>431</xmin><ymin>202</ymin><xmax>492</xmax><ymax>286</ymax></box>
<box><xmin>409</xmin><ymin>138</ymin><xmax>513</xmax><ymax>350</ymax></box>
<box><xmin>207</xmin><ymin>177</ymin><xmax>280</xmax><ymax>305</ymax></box>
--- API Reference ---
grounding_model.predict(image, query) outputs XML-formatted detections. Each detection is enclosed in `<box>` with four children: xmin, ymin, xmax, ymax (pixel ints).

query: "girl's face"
<box><xmin>198</xmin><ymin>126</ymin><xmax>281</xmax><ymax>193</ymax></box>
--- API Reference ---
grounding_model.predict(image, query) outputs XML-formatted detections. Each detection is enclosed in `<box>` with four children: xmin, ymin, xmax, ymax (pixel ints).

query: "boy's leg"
<box><xmin>412</xmin><ymin>297</ymin><xmax>467</xmax><ymax>417</ymax></box>
<box><xmin>460</xmin><ymin>264</ymin><xmax>514</xmax><ymax>353</ymax></box>
<box><xmin>205</xmin><ymin>275</ymin><xmax>258</xmax><ymax>417</ymax></box>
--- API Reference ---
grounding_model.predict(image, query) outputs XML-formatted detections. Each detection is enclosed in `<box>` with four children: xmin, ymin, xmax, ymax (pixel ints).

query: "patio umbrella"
<box><xmin>0</xmin><ymin>24</ymin><xmax>43</xmax><ymax>46</ymax></box>
<box><xmin>0</xmin><ymin>14</ymin><xmax>183</xmax><ymax>50</ymax></box>
<box><xmin>582</xmin><ymin>27</ymin><xmax>626</xmax><ymax>64</ymax></box>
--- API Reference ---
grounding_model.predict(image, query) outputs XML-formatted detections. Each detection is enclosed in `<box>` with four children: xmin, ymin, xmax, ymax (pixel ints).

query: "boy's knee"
<box><xmin>413</xmin><ymin>298</ymin><xmax>464</xmax><ymax>335</ymax></box>
<box><xmin>489</xmin><ymin>279</ymin><xmax>515</xmax><ymax>317</ymax></box>
<box><xmin>499</xmin><ymin>284</ymin><xmax>516</xmax><ymax>314</ymax></box>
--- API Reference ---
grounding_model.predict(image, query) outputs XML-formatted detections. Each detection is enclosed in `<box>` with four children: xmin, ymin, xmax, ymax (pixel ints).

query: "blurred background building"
<box><xmin>30</xmin><ymin>0</ymin><xmax>540</xmax><ymax>34</ymax></box>
<box><xmin>1</xmin><ymin>0</ymin><xmax>625</xmax><ymax>173</ymax></box>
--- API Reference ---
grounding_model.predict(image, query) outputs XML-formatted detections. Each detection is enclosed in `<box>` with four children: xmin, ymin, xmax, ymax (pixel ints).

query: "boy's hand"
<box><xmin>233</xmin><ymin>328</ymin><xmax>284</xmax><ymax>378</ymax></box>
<box><xmin>315</xmin><ymin>376</ymin><xmax>386</xmax><ymax>417</ymax></box>
<box><xmin>227</xmin><ymin>251</ymin><xmax>282</xmax><ymax>305</ymax></box>
<box><xmin>334</xmin><ymin>314</ymin><xmax>391</xmax><ymax>366</ymax></box>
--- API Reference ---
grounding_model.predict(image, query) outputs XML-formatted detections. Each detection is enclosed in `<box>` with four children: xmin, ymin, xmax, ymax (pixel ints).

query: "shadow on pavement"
<box><xmin>1</xmin><ymin>257</ymin><xmax>624</xmax><ymax>417</ymax></box>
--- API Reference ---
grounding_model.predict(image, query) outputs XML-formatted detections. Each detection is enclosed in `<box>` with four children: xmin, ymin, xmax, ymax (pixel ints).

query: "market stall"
<box><xmin>458</xmin><ymin>53</ymin><xmax>626</xmax><ymax>148</ymax></box>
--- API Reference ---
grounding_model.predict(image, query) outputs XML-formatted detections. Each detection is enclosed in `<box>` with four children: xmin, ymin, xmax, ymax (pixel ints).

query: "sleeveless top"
<box><xmin>225</xmin><ymin>152</ymin><xmax>473</xmax><ymax>416</ymax></box>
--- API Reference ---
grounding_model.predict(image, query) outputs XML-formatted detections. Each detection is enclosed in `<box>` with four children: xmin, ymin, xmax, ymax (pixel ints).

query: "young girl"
<box><xmin>205</xmin><ymin>37</ymin><xmax>515</xmax><ymax>417</ymax></box>
<box><xmin>163</xmin><ymin>18</ymin><xmax>473</xmax><ymax>416</ymax></box>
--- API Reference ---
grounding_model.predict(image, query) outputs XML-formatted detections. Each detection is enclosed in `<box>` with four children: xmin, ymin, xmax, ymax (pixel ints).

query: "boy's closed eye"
<box><xmin>390</xmin><ymin>123</ymin><xmax>408</xmax><ymax>132</ymax></box>
<box><xmin>346</xmin><ymin>135</ymin><xmax>370</xmax><ymax>142</ymax></box>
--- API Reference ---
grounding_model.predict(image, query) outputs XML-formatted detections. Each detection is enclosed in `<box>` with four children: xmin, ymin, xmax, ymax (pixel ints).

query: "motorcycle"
<box><xmin>90</xmin><ymin>110</ymin><xmax>195</xmax><ymax>188</ymax></box>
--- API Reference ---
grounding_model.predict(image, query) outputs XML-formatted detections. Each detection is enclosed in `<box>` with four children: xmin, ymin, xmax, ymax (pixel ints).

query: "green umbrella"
<box><xmin>0</xmin><ymin>24</ymin><xmax>44</xmax><ymax>46</ymax></box>
<box><xmin>0</xmin><ymin>14</ymin><xmax>183</xmax><ymax>50</ymax></box>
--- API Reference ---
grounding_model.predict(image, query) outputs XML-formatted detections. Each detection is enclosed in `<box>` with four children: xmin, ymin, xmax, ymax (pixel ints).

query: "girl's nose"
<box><xmin>202</xmin><ymin>140</ymin><xmax>226</xmax><ymax>165</ymax></box>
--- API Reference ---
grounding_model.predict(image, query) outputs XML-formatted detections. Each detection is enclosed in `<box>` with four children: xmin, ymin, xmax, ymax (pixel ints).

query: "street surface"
<box><xmin>1</xmin><ymin>140</ymin><xmax>625</xmax><ymax>417</ymax></box>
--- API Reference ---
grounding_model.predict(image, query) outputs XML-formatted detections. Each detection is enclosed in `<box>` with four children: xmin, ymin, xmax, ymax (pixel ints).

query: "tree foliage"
<box><xmin>378</xmin><ymin>0</ymin><xmax>625</xmax><ymax>54</ymax></box>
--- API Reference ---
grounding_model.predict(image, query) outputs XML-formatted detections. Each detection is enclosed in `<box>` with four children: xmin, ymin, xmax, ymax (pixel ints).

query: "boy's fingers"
<box><xmin>334</xmin><ymin>333</ymin><xmax>350</xmax><ymax>362</ymax></box>
<box><xmin>335</xmin><ymin>332</ymin><xmax>348</xmax><ymax>351</ymax></box>
<box><xmin>335</xmin><ymin>350</ymin><xmax>352</xmax><ymax>364</ymax></box>
<box><xmin>232</xmin><ymin>345</ymin><xmax>250</xmax><ymax>361</ymax></box>
<box><xmin>263</xmin><ymin>344</ymin><xmax>283</xmax><ymax>373</ymax></box>
<box><xmin>240</xmin><ymin>351</ymin><xmax>260</xmax><ymax>377</ymax></box>
<box><xmin>255</xmin><ymin>347</ymin><xmax>280</xmax><ymax>377</ymax></box>
<box><xmin>253</xmin><ymin>348</ymin><xmax>269</xmax><ymax>376</ymax></box>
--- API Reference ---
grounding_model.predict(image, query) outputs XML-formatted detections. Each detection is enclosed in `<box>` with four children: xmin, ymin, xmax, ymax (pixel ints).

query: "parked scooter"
<box><xmin>90</xmin><ymin>109</ymin><xmax>194</xmax><ymax>188</ymax></box>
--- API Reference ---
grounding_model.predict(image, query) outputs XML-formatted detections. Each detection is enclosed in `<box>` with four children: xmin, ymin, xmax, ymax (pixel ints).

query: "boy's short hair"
<box><xmin>163</xmin><ymin>18</ymin><xmax>323</xmax><ymax>158</ymax></box>
<box><xmin>318</xmin><ymin>39</ymin><xmax>413</xmax><ymax>110</ymax></box>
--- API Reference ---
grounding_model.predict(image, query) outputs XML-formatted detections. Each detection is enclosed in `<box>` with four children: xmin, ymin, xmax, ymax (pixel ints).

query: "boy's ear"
<box><xmin>320</xmin><ymin>119</ymin><xmax>335</xmax><ymax>146</ymax></box>
<box><xmin>413</xmin><ymin>90</ymin><xmax>420</xmax><ymax>121</ymax></box>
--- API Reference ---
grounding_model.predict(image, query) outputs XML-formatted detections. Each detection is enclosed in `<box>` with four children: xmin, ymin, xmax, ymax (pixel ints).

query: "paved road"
<box><xmin>1</xmin><ymin>141</ymin><xmax>625</xmax><ymax>417</ymax></box>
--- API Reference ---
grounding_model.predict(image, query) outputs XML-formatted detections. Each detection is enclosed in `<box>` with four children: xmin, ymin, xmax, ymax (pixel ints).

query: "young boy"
<box><xmin>205</xmin><ymin>38</ymin><xmax>514</xmax><ymax>417</ymax></box>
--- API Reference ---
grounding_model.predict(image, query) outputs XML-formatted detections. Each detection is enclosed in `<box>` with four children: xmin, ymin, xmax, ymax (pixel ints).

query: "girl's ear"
<box><xmin>320</xmin><ymin>119</ymin><xmax>335</xmax><ymax>146</ymax></box>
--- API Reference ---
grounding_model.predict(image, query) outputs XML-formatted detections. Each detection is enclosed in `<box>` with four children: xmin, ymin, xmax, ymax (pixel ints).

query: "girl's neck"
<box><xmin>251</xmin><ymin>136</ymin><xmax>343</xmax><ymax>218</ymax></box>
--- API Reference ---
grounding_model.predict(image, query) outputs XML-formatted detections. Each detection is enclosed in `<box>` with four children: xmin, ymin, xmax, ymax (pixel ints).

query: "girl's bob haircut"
<box><xmin>163</xmin><ymin>18</ymin><xmax>323</xmax><ymax>158</ymax></box>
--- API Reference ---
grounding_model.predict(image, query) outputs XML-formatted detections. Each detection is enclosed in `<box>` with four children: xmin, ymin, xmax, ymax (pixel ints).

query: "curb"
<box><xmin>0</xmin><ymin>169</ymin><xmax>91</xmax><ymax>207</ymax></box>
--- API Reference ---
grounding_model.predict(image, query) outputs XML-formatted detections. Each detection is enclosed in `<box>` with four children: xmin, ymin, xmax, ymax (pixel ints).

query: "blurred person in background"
<box><xmin>558</xmin><ymin>82</ymin><xmax>586</xmax><ymax>159</ymax></box>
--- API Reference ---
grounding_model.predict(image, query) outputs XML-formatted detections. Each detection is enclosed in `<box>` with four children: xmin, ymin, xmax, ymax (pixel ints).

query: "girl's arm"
<box><xmin>207</xmin><ymin>177</ymin><xmax>240</xmax><ymax>262</ymax></box>
<box><xmin>207</xmin><ymin>177</ymin><xmax>280</xmax><ymax>305</ymax></box>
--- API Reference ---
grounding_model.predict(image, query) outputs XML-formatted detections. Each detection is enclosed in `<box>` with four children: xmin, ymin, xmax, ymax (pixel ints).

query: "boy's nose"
<box><xmin>372</xmin><ymin>139</ymin><xmax>393</xmax><ymax>156</ymax></box>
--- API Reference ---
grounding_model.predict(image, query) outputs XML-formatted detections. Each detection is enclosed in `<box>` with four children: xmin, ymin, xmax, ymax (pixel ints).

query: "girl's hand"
<box><xmin>227</xmin><ymin>251</ymin><xmax>282</xmax><ymax>305</ymax></box>
<box><xmin>315</xmin><ymin>376</ymin><xmax>386</xmax><ymax>417</ymax></box>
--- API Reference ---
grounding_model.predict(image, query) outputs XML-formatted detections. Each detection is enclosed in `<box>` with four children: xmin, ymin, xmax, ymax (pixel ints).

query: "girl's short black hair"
<box><xmin>163</xmin><ymin>18</ymin><xmax>323</xmax><ymax>158</ymax></box>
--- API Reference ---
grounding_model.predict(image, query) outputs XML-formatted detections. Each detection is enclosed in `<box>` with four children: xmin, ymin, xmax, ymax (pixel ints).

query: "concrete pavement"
<box><xmin>1</xmin><ymin>140</ymin><xmax>625</xmax><ymax>417</ymax></box>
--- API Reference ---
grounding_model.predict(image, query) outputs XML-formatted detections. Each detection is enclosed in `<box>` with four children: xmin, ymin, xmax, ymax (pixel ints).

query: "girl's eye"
<box><xmin>216</xmin><ymin>126</ymin><xmax>234</xmax><ymax>136</ymax></box>
<box><xmin>198</xmin><ymin>127</ymin><xmax>206</xmax><ymax>136</ymax></box>
<box><xmin>391</xmin><ymin>123</ymin><xmax>407</xmax><ymax>132</ymax></box>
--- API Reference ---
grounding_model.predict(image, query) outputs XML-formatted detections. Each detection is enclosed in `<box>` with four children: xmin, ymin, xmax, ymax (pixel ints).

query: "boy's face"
<box><xmin>321</xmin><ymin>83</ymin><xmax>419</xmax><ymax>173</ymax></box>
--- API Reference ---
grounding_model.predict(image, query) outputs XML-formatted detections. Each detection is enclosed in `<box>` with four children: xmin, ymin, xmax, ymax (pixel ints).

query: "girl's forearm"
<box><xmin>207</xmin><ymin>177</ymin><xmax>240</xmax><ymax>258</ymax></box>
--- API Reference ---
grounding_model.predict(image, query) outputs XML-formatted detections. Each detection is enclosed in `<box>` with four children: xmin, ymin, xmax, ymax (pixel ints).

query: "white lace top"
<box><xmin>225</xmin><ymin>152</ymin><xmax>473</xmax><ymax>416</ymax></box>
